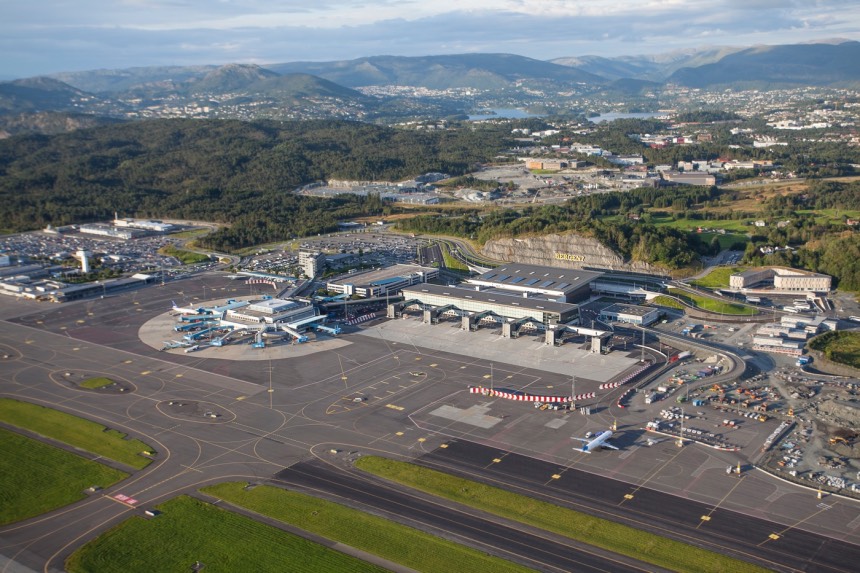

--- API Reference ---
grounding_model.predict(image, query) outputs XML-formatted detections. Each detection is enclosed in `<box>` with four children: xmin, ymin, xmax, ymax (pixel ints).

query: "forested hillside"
<box><xmin>0</xmin><ymin>118</ymin><xmax>512</xmax><ymax>248</ymax></box>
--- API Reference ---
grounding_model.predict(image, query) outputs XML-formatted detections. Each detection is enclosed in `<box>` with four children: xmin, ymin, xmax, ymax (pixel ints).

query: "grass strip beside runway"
<box><xmin>0</xmin><ymin>428</ymin><xmax>128</xmax><ymax>525</ymax></box>
<box><xmin>202</xmin><ymin>482</ymin><xmax>533</xmax><ymax>573</ymax></box>
<box><xmin>355</xmin><ymin>456</ymin><xmax>770</xmax><ymax>573</ymax></box>
<box><xmin>0</xmin><ymin>398</ymin><xmax>154</xmax><ymax>469</ymax></box>
<box><xmin>66</xmin><ymin>495</ymin><xmax>387</xmax><ymax>573</ymax></box>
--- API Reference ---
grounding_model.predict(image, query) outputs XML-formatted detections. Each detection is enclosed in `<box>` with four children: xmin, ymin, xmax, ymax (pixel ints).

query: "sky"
<box><xmin>2</xmin><ymin>0</ymin><xmax>860</xmax><ymax>79</ymax></box>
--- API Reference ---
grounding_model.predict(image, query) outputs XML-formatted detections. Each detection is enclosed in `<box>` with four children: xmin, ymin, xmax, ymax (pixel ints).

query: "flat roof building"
<box><xmin>599</xmin><ymin>303</ymin><xmax>660</xmax><ymax>326</ymax></box>
<box><xmin>466</xmin><ymin>263</ymin><xmax>602</xmax><ymax>302</ymax></box>
<box><xmin>401</xmin><ymin>283</ymin><xmax>579</xmax><ymax>325</ymax></box>
<box><xmin>730</xmin><ymin>267</ymin><xmax>831</xmax><ymax>292</ymax></box>
<box><xmin>328</xmin><ymin>264</ymin><xmax>439</xmax><ymax>298</ymax></box>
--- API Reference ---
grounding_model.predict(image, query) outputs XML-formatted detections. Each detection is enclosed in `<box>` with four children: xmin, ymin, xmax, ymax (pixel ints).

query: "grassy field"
<box><xmin>698</xmin><ymin>232</ymin><xmax>749</xmax><ymax>250</ymax></box>
<box><xmin>649</xmin><ymin>215</ymin><xmax>754</xmax><ymax>233</ymax></box>
<box><xmin>689</xmin><ymin>267</ymin><xmax>743</xmax><ymax>289</ymax></box>
<box><xmin>809</xmin><ymin>331</ymin><xmax>860</xmax><ymax>369</ymax></box>
<box><xmin>652</xmin><ymin>295</ymin><xmax>684</xmax><ymax>310</ymax></box>
<box><xmin>795</xmin><ymin>208</ymin><xmax>860</xmax><ymax>225</ymax></box>
<box><xmin>66</xmin><ymin>495</ymin><xmax>387</xmax><ymax>573</ymax></box>
<box><xmin>439</xmin><ymin>242</ymin><xmax>469</xmax><ymax>272</ymax></box>
<box><xmin>0</xmin><ymin>428</ymin><xmax>128</xmax><ymax>525</ymax></box>
<box><xmin>0</xmin><ymin>399</ymin><xmax>154</xmax><ymax>469</ymax></box>
<box><xmin>79</xmin><ymin>377</ymin><xmax>115</xmax><ymax>389</ymax></box>
<box><xmin>158</xmin><ymin>244</ymin><xmax>211</xmax><ymax>265</ymax></box>
<box><xmin>667</xmin><ymin>288</ymin><xmax>757</xmax><ymax>315</ymax></box>
<box><xmin>354</xmin><ymin>456</ymin><xmax>769</xmax><ymax>573</ymax></box>
<box><xmin>203</xmin><ymin>483</ymin><xmax>532</xmax><ymax>573</ymax></box>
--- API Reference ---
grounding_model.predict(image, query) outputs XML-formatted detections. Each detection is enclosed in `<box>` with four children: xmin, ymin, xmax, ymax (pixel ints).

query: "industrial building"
<box><xmin>399</xmin><ymin>283</ymin><xmax>580</xmax><ymax>326</ymax></box>
<box><xmin>730</xmin><ymin>267</ymin><xmax>832</xmax><ymax>293</ymax></box>
<box><xmin>327</xmin><ymin>264</ymin><xmax>439</xmax><ymax>298</ymax></box>
<box><xmin>79</xmin><ymin>224</ymin><xmax>145</xmax><ymax>240</ymax></box>
<box><xmin>465</xmin><ymin>263</ymin><xmax>603</xmax><ymax>303</ymax></box>
<box><xmin>113</xmin><ymin>215</ymin><xmax>174</xmax><ymax>234</ymax></box>
<box><xmin>599</xmin><ymin>303</ymin><xmax>660</xmax><ymax>326</ymax></box>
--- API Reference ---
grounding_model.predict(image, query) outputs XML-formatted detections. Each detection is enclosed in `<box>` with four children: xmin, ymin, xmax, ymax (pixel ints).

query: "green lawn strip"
<box><xmin>440</xmin><ymin>243</ymin><xmax>468</xmax><ymax>271</ymax></box>
<box><xmin>652</xmin><ymin>295</ymin><xmax>684</xmax><ymax>310</ymax></box>
<box><xmin>355</xmin><ymin>457</ymin><xmax>769</xmax><ymax>573</ymax></box>
<box><xmin>66</xmin><ymin>495</ymin><xmax>387</xmax><ymax>573</ymax></box>
<box><xmin>667</xmin><ymin>288</ymin><xmax>757</xmax><ymax>315</ymax></box>
<box><xmin>809</xmin><ymin>331</ymin><xmax>860</xmax><ymax>369</ymax></box>
<box><xmin>79</xmin><ymin>377</ymin><xmax>115</xmax><ymax>389</ymax></box>
<box><xmin>0</xmin><ymin>428</ymin><xmax>128</xmax><ymax>525</ymax></box>
<box><xmin>0</xmin><ymin>398</ymin><xmax>154</xmax><ymax>469</ymax></box>
<box><xmin>689</xmin><ymin>267</ymin><xmax>744</xmax><ymax>289</ymax></box>
<box><xmin>158</xmin><ymin>244</ymin><xmax>211</xmax><ymax>265</ymax></box>
<box><xmin>202</xmin><ymin>482</ymin><xmax>532</xmax><ymax>573</ymax></box>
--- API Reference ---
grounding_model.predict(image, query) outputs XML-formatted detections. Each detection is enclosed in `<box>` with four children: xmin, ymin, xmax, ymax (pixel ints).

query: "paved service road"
<box><xmin>0</xmin><ymin>276</ymin><xmax>858</xmax><ymax>572</ymax></box>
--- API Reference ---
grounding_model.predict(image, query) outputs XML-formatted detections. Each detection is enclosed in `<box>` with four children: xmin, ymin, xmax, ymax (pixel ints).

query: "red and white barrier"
<box><xmin>600</xmin><ymin>362</ymin><xmax>652</xmax><ymax>390</ymax></box>
<box><xmin>246</xmin><ymin>278</ymin><xmax>278</xmax><ymax>290</ymax></box>
<box><xmin>469</xmin><ymin>386</ymin><xmax>594</xmax><ymax>403</ymax></box>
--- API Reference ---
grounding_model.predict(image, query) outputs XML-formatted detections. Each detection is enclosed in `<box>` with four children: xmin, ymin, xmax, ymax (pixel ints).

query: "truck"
<box><xmin>668</xmin><ymin>350</ymin><xmax>692</xmax><ymax>363</ymax></box>
<box><xmin>796</xmin><ymin>356</ymin><xmax>811</xmax><ymax>366</ymax></box>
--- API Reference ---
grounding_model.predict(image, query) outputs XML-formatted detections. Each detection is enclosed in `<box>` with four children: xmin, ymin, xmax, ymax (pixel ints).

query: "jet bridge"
<box><xmin>502</xmin><ymin>317</ymin><xmax>546</xmax><ymax>339</ymax></box>
<box><xmin>545</xmin><ymin>324</ymin><xmax>611</xmax><ymax>352</ymax></box>
<box><xmin>387</xmin><ymin>299</ymin><xmax>423</xmax><ymax>318</ymax></box>
<box><xmin>423</xmin><ymin>304</ymin><xmax>462</xmax><ymax>324</ymax></box>
<box><xmin>462</xmin><ymin>310</ymin><xmax>504</xmax><ymax>331</ymax></box>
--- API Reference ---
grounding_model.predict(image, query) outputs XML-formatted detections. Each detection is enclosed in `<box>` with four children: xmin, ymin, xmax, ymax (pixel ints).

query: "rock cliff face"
<box><xmin>481</xmin><ymin>233</ymin><xmax>657</xmax><ymax>273</ymax></box>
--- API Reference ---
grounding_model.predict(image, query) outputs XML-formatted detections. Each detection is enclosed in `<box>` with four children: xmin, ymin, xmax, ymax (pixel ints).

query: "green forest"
<box><xmin>1</xmin><ymin>117</ymin><xmax>857</xmax><ymax>288</ymax></box>
<box><xmin>0</xmin><ymin>118</ymin><xmax>512</xmax><ymax>249</ymax></box>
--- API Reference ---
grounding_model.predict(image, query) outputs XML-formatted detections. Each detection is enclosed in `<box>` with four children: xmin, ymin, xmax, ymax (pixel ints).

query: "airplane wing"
<box><xmin>602</xmin><ymin>442</ymin><xmax>620</xmax><ymax>450</ymax></box>
<box><xmin>570</xmin><ymin>437</ymin><xmax>588</xmax><ymax>443</ymax></box>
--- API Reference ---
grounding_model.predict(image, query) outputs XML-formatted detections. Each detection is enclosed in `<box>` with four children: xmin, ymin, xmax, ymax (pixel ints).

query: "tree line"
<box><xmin>0</xmin><ymin>118</ymin><xmax>514</xmax><ymax>249</ymax></box>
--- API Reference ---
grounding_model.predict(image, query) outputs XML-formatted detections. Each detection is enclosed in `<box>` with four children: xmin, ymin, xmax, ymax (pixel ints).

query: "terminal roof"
<box><xmin>470</xmin><ymin>263</ymin><xmax>602</xmax><ymax>294</ymax></box>
<box><xmin>403</xmin><ymin>283</ymin><xmax>576</xmax><ymax>313</ymax></box>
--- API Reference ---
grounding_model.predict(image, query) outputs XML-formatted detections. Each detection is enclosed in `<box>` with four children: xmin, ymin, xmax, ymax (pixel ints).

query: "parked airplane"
<box><xmin>572</xmin><ymin>430</ymin><xmax>619</xmax><ymax>453</ymax></box>
<box><xmin>171</xmin><ymin>301</ymin><xmax>208</xmax><ymax>315</ymax></box>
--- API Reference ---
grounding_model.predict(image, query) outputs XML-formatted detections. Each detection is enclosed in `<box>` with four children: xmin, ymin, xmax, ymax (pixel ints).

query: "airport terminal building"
<box><xmin>327</xmin><ymin>264</ymin><xmax>439</xmax><ymax>298</ymax></box>
<box><xmin>465</xmin><ymin>263</ymin><xmax>603</xmax><ymax>303</ymax></box>
<box><xmin>400</xmin><ymin>283</ymin><xmax>579</xmax><ymax>326</ymax></box>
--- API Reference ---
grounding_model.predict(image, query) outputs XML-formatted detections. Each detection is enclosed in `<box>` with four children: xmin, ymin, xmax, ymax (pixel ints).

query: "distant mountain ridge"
<box><xmin>38</xmin><ymin>41</ymin><xmax>860</xmax><ymax>96</ymax></box>
<box><xmin>266</xmin><ymin>53</ymin><xmax>605</xmax><ymax>89</ymax></box>
<box><xmin>667</xmin><ymin>41</ymin><xmax>860</xmax><ymax>88</ymax></box>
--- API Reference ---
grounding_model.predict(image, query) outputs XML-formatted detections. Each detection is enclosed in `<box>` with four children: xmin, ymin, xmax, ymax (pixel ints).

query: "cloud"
<box><xmin>1</xmin><ymin>0</ymin><xmax>859</xmax><ymax>78</ymax></box>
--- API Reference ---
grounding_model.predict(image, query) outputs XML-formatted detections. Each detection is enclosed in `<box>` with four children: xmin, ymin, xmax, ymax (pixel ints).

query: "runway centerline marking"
<box><xmin>757</xmin><ymin>503</ymin><xmax>838</xmax><ymax>546</ymax></box>
<box><xmin>697</xmin><ymin>475</ymin><xmax>746</xmax><ymax>529</ymax></box>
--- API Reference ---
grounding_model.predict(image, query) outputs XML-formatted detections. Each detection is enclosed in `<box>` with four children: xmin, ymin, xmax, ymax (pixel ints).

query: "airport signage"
<box><xmin>554</xmin><ymin>252</ymin><xmax>586</xmax><ymax>262</ymax></box>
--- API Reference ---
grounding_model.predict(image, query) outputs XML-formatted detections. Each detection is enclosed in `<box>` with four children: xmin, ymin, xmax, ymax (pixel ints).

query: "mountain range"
<box><xmin>0</xmin><ymin>40</ymin><xmax>858</xmax><ymax>134</ymax></box>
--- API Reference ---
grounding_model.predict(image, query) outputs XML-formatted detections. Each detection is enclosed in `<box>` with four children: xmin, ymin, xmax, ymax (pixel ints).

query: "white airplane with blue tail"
<box><xmin>572</xmin><ymin>430</ymin><xmax>619</xmax><ymax>453</ymax></box>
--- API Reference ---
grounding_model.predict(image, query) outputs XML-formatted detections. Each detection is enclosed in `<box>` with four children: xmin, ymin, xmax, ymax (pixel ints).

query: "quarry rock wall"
<box><xmin>480</xmin><ymin>233</ymin><xmax>656</xmax><ymax>273</ymax></box>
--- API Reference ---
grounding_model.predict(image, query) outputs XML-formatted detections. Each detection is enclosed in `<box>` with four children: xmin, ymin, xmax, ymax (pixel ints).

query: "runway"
<box><xmin>0</xmin><ymin>274</ymin><xmax>858</xmax><ymax>572</ymax></box>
